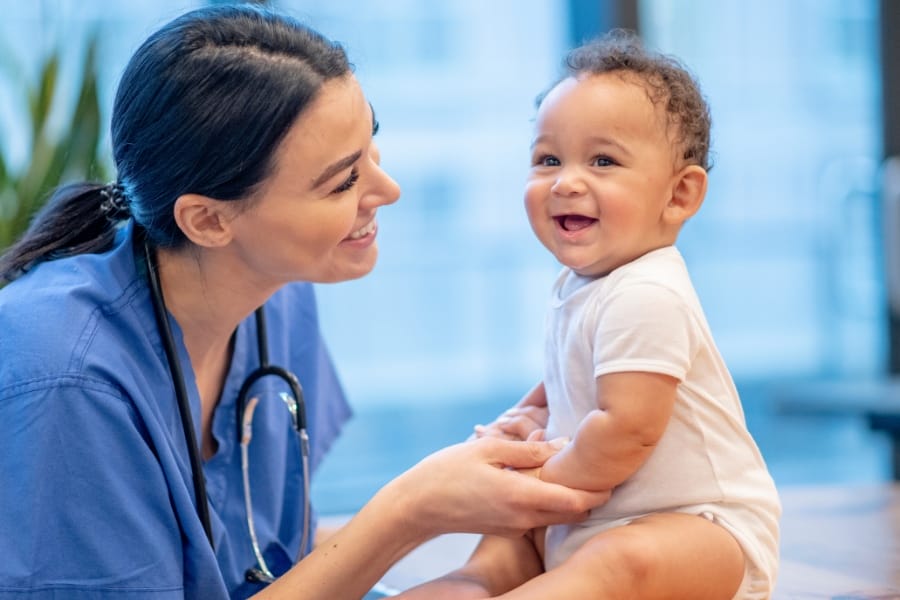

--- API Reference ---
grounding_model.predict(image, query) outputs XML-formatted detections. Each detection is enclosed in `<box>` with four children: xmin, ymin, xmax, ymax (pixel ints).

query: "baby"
<box><xmin>401</xmin><ymin>30</ymin><xmax>781</xmax><ymax>600</ymax></box>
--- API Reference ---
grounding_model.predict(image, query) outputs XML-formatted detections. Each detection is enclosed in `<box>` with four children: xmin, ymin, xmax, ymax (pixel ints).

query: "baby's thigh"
<box><xmin>563</xmin><ymin>512</ymin><xmax>745</xmax><ymax>599</ymax></box>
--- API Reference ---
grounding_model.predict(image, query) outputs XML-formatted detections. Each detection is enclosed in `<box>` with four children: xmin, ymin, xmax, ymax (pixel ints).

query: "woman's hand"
<box><xmin>472</xmin><ymin>382</ymin><xmax>549</xmax><ymax>441</ymax></box>
<box><xmin>264</xmin><ymin>435</ymin><xmax>607</xmax><ymax>600</ymax></box>
<box><xmin>385</xmin><ymin>436</ymin><xmax>609</xmax><ymax>540</ymax></box>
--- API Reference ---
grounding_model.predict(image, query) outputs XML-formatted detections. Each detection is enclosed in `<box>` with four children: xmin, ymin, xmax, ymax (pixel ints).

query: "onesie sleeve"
<box><xmin>0</xmin><ymin>378</ymin><xmax>192</xmax><ymax>599</ymax></box>
<box><xmin>589</xmin><ymin>281</ymin><xmax>698</xmax><ymax>381</ymax></box>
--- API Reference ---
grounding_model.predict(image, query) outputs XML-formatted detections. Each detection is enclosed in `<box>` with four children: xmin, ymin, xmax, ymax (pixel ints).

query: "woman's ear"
<box><xmin>664</xmin><ymin>165</ymin><xmax>708</xmax><ymax>226</ymax></box>
<box><xmin>172</xmin><ymin>194</ymin><xmax>235</xmax><ymax>248</ymax></box>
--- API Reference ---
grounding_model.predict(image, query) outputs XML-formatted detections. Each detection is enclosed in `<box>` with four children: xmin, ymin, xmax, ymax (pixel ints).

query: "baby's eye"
<box><xmin>592</xmin><ymin>155</ymin><xmax>616</xmax><ymax>167</ymax></box>
<box><xmin>534</xmin><ymin>154</ymin><xmax>561</xmax><ymax>167</ymax></box>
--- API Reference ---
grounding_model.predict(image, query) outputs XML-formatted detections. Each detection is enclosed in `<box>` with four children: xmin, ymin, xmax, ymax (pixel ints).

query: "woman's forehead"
<box><xmin>271</xmin><ymin>75</ymin><xmax>370</xmax><ymax>181</ymax></box>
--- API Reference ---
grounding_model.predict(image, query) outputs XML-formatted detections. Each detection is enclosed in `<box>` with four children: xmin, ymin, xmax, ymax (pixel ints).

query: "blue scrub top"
<box><xmin>0</xmin><ymin>223</ymin><xmax>352</xmax><ymax>599</ymax></box>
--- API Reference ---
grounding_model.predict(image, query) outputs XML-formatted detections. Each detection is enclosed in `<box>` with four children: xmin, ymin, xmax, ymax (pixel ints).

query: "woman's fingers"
<box><xmin>497</xmin><ymin>406</ymin><xmax>548</xmax><ymax>440</ymax></box>
<box><xmin>391</xmin><ymin>437</ymin><xmax>612</xmax><ymax>539</ymax></box>
<box><xmin>473</xmin><ymin>405</ymin><xmax>549</xmax><ymax>441</ymax></box>
<box><xmin>486</xmin><ymin>471</ymin><xmax>609</xmax><ymax>534</ymax></box>
<box><xmin>526</xmin><ymin>429</ymin><xmax>546</xmax><ymax>442</ymax></box>
<box><xmin>471</xmin><ymin>423</ymin><xmax>519</xmax><ymax>441</ymax></box>
<box><xmin>475</xmin><ymin>436</ymin><xmax>567</xmax><ymax>470</ymax></box>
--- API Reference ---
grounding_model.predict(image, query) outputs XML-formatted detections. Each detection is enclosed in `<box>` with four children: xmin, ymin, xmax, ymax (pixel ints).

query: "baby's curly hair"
<box><xmin>539</xmin><ymin>30</ymin><xmax>712</xmax><ymax>171</ymax></box>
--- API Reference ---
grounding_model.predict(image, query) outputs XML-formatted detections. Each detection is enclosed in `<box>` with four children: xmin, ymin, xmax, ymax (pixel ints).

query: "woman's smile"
<box><xmin>342</xmin><ymin>218</ymin><xmax>378</xmax><ymax>245</ymax></box>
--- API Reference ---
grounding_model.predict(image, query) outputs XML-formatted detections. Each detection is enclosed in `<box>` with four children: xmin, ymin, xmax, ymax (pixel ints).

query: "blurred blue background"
<box><xmin>0</xmin><ymin>0</ymin><xmax>891</xmax><ymax>514</ymax></box>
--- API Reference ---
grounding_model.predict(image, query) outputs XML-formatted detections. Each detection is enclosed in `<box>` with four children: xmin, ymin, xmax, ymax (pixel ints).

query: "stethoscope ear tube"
<box><xmin>140</xmin><ymin>233</ymin><xmax>215</xmax><ymax>546</ymax></box>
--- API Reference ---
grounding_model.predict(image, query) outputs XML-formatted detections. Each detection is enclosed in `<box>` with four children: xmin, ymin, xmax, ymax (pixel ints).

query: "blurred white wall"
<box><xmin>0</xmin><ymin>0</ymin><xmax>884</xmax><ymax>413</ymax></box>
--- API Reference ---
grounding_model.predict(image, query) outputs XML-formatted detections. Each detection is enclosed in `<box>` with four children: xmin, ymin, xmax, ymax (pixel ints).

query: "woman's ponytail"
<box><xmin>0</xmin><ymin>182</ymin><xmax>127</xmax><ymax>284</ymax></box>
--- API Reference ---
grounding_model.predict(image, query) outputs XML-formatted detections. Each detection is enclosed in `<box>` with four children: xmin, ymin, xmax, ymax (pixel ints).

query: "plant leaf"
<box><xmin>29</xmin><ymin>51</ymin><xmax>59</xmax><ymax>143</ymax></box>
<box><xmin>0</xmin><ymin>31</ymin><xmax>110</xmax><ymax>254</ymax></box>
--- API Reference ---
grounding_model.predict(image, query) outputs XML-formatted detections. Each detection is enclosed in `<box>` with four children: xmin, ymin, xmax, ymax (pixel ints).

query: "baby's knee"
<box><xmin>570</xmin><ymin>526</ymin><xmax>663</xmax><ymax>587</ymax></box>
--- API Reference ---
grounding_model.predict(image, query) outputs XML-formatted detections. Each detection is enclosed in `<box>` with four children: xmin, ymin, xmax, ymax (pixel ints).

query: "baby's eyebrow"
<box><xmin>530</xmin><ymin>134</ymin><xmax>552</xmax><ymax>149</ymax></box>
<box><xmin>585</xmin><ymin>136</ymin><xmax>633</xmax><ymax>159</ymax></box>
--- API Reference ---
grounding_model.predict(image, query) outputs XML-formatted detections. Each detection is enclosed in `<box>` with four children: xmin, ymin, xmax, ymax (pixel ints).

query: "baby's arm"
<box><xmin>539</xmin><ymin>371</ymin><xmax>677</xmax><ymax>491</ymax></box>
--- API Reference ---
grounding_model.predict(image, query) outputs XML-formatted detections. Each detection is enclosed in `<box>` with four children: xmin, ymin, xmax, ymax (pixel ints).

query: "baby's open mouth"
<box><xmin>555</xmin><ymin>214</ymin><xmax>597</xmax><ymax>232</ymax></box>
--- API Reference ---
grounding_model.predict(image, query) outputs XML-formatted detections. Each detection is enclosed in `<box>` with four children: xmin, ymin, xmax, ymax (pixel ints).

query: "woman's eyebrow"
<box><xmin>311</xmin><ymin>149</ymin><xmax>363</xmax><ymax>188</ymax></box>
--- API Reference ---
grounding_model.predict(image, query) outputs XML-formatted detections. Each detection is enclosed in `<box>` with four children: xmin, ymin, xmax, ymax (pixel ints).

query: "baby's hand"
<box><xmin>472</xmin><ymin>405</ymin><xmax>549</xmax><ymax>441</ymax></box>
<box><xmin>512</xmin><ymin>436</ymin><xmax>570</xmax><ymax>482</ymax></box>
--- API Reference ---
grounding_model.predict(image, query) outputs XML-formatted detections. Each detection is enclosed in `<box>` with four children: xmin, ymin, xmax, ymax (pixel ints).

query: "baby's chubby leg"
<box><xmin>498</xmin><ymin>512</ymin><xmax>745</xmax><ymax>600</ymax></box>
<box><xmin>395</xmin><ymin>532</ymin><xmax>545</xmax><ymax>600</ymax></box>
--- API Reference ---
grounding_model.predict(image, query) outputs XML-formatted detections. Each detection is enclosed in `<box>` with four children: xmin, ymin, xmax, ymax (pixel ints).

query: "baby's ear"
<box><xmin>665</xmin><ymin>165</ymin><xmax>707</xmax><ymax>225</ymax></box>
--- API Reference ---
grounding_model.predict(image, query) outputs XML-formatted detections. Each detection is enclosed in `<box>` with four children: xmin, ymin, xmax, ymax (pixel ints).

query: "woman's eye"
<box><xmin>332</xmin><ymin>169</ymin><xmax>360</xmax><ymax>194</ymax></box>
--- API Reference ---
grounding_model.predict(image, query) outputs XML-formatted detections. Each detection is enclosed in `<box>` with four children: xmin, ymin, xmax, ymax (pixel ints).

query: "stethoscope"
<box><xmin>137</xmin><ymin>230</ymin><xmax>311</xmax><ymax>584</ymax></box>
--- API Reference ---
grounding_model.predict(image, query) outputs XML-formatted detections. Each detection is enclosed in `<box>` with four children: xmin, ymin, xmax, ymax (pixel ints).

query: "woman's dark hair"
<box><xmin>0</xmin><ymin>4</ymin><xmax>350</xmax><ymax>283</ymax></box>
<box><xmin>537</xmin><ymin>29</ymin><xmax>712</xmax><ymax>171</ymax></box>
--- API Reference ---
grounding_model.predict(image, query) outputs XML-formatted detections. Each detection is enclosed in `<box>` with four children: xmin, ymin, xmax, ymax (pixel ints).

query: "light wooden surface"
<box><xmin>774</xmin><ymin>484</ymin><xmax>900</xmax><ymax>599</ymax></box>
<box><xmin>323</xmin><ymin>483</ymin><xmax>900</xmax><ymax>598</ymax></box>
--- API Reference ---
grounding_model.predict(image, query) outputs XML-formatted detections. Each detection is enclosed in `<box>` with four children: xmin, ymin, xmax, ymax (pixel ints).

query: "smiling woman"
<box><xmin>225</xmin><ymin>76</ymin><xmax>399</xmax><ymax>288</ymax></box>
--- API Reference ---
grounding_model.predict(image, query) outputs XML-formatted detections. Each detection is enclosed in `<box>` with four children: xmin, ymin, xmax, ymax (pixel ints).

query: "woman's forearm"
<box><xmin>259</xmin><ymin>480</ymin><xmax>431</xmax><ymax>599</ymax></box>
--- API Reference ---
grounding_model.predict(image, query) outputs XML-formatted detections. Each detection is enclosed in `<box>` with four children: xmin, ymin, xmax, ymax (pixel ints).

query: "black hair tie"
<box><xmin>99</xmin><ymin>182</ymin><xmax>131</xmax><ymax>221</ymax></box>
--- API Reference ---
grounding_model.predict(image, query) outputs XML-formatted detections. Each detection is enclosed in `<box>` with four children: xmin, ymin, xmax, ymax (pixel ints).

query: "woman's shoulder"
<box><xmin>0</xmin><ymin>242</ymin><xmax>151</xmax><ymax>391</ymax></box>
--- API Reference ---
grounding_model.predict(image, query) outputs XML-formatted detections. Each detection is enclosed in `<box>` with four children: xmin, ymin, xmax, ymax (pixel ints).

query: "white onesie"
<box><xmin>542</xmin><ymin>246</ymin><xmax>781</xmax><ymax>599</ymax></box>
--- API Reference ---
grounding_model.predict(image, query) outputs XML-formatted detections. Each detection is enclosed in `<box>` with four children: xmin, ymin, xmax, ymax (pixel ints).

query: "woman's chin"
<box><xmin>320</xmin><ymin>251</ymin><xmax>379</xmax><ymax>284</ymax></box>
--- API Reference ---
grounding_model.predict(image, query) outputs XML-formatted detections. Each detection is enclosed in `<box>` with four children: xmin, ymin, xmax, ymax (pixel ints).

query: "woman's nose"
<box><xmin>363</xmin><ymin>167</ymin><xmax>401</xmax><ymax>209</ymax></box>
<box><xmin>374</xmin><ymin>168</ymin><xmax>401</xmax><ymax>207</ymax></box>
<box><xmin>362</xmin><ymin>142</ymin><xmax>401</xmax><ymax>208</ymax></box>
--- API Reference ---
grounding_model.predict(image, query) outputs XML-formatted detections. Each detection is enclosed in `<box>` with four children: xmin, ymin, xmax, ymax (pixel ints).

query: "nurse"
<box><xmin>0</xmin><ymin>5</ymin><xmax>605</xmax><ymax>599</ymax></box>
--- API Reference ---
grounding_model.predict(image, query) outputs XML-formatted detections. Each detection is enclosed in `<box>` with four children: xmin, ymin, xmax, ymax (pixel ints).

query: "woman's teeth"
<box><xmin>348</xmin><ymin>220</ymin><xmax>376</xmax><ymax>239</ymax></box>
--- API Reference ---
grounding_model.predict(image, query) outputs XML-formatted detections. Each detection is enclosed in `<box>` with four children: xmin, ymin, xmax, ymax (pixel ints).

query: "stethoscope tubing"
<box><xmin>142</xmin><ymin>236</ymin><xmax>215</xmax><ymax>544</ymax></box>
<box><xmin>139</xmin><ymin>231</ymin><xmax>310</xmax><ymax>577</ymax></box>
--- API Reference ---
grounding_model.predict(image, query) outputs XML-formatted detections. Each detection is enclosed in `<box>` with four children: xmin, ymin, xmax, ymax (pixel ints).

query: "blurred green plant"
<box><xmin>0</xmin><ymin>34</ymin><xmax>109</xmax><ymax>252</ymax></box>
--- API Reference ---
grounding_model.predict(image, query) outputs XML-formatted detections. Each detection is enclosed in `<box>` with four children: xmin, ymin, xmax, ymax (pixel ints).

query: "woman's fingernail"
<box><xmin>548</xmin><ymin>437</ymin><xmax>570</xmax><ymax>449</ymax></box>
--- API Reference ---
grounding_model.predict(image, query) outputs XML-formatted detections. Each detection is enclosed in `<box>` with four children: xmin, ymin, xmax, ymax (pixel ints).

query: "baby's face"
<box><xmin>525</xmin><ymin>72</ymin><xmax>682</xmax><ymax>278</ymax></box>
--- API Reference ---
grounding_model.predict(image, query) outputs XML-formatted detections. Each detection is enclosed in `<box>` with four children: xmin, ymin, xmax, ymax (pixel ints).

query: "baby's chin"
<box><xmin>570</xmin><ymin>266</ymin><xmax>612</xmax><ymax>279</ymax></box>
<box><xmin>563</xmin><ymin>259</ymin><xmax>618</xmax><ymax>279</ymax></box>
<box><xmin>548</xmin><ymin>246</ymin><xmax>623</xmax><ymax>278</ymax></box>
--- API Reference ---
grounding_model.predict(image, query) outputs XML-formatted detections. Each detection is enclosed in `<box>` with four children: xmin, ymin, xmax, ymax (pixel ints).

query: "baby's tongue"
<box><xmin>562</xmin><ymin>215</ymin><xmax>596</xmax><ymax>231</ymax></box>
